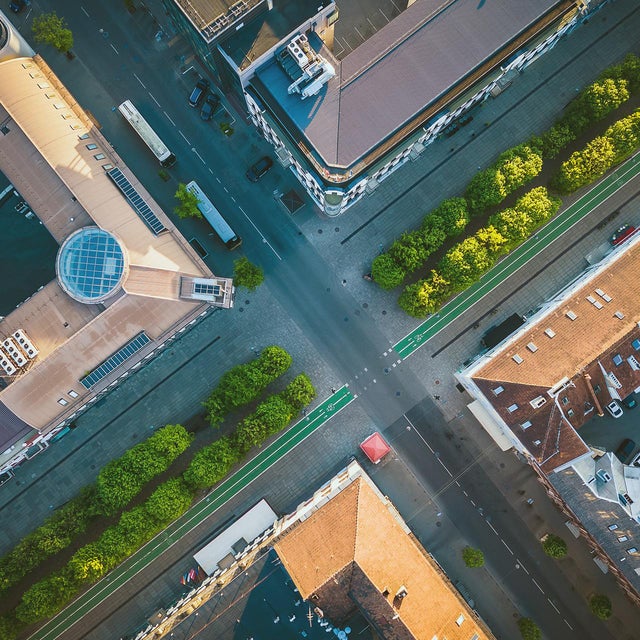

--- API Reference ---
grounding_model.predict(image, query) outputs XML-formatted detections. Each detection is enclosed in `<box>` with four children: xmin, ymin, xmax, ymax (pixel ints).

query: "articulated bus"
<box><xmin>118</xmin><ymin>100</ymin><xmax>176</xmax><ymax>168</ymax></box>
<box><xmin>186</xmin><ymin>180</ymin><xmax>242</xmax><ymax>250</ymax></box>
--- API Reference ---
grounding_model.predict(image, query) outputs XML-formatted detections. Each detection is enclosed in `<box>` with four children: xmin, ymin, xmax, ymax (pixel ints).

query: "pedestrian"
<box><xmin>331</xmin><ymin>387</ymin><xmax>337</xmax><ymax>394</ymax></box>
<box><xmin>302</xmin><ymin>408</ymin><xmax>307</xmax><ymax>416</ymax></box>
<box><xmin>434</xmin><ymin>394</ymin><xmax>440</xmax><ymax>400</ymax></box>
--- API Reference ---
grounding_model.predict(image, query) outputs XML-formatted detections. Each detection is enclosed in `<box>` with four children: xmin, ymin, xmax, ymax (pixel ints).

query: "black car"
<box><xmin>188</xmin><ymin>78</ymin><xmax>210</xmax><ymax>108</ymax></box>
<box><xmin>245</xmin><ymin>156</ymin><xmax>273</xmax><ymax>182</ymax></box>
<box><xmin>615</xmin><ymin>438</ymin><xmax>636</xmax><ymax>464</ymax></box>
<box><xmin>200</xmin><ymin>93</ymin><xmax>220</xmax><ymax>121</ymax></box>
<box><xmin>622</xmin><ymin>393</ymin><xmax>637</xmax><ymax>409</ymax></box>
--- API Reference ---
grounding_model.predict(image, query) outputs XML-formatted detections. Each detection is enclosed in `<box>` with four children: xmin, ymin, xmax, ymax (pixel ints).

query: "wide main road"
<box><xmin>395</xmin><ymin>150</ymin><xmax>640</xmax><ymax>358</ymax></box>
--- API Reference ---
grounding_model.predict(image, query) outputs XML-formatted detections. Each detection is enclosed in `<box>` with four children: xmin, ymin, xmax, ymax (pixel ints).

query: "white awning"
<box><xmin>468</xmin><ymin>400</ymin><xmax>514</xmax><ymax>451</ymax></box>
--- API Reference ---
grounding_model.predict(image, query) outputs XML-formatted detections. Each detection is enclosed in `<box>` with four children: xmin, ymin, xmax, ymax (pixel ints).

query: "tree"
<box><xmin>577</xmin><ymin>77</ymin><xmax>629</xmax><ymax>121</ymax></box>
<box><xmin>144</xmin><ymin>478</ymin><xmax>193</xmax><ymax>524</ymax></box>
<box><xmin>589</xmin><ymin>593</ymin><xmax>612</xmax><ymax>620</ymax></box>
<box><xmin>465</xmin><ymin>167</ymin><xmax>507</xmax><ymax>214</ymax></box>
<box><xmin>389</xmin><ymin>231</ymin><xmax>429</xmax><ymax>272</ymax></box>
<box><xmin>255</xmin><ymin>345</ymin><xmax>292</xmax><ymax>378</ymax></box>
<box><xmin>430</xmin><ymin>198</ymin><xmax>469</xmax><ymax>238</ymax></box>
<box><xmin>371</xmin><ymin>253</ymin><xmax>406</xmax><ymax>289</ymax></box>
<box><xmin>67</xmin><ymin>543</ymin><xmax>108</xmax><ymax>584</ymax></box>
<box><xmin>281</xmin><ymin>373</ymin><xmax>316</xmax><ymax>411</ymax></box>
<box><xmin>16</xmin><ymin>573</ymin><xmax>76</xmax><ymax>623</ymax></box>
<box><xmin>553</xmin><ymin>136</ymin><xmax>617</xmax><ymax>193</ymax></box>
<box><xmin>233</xmin><ymin>256</ymin><xmax>264</xmax><ymax>291</ymax></box>
<box><xmin>496</xmin><ymin>144</ymin><xmax>543</xmax><ymax>193</ymax></box>
<box><xmin>183</xmin><ymin>437</ymin><xmax>239</xmax><ymax>490</ymax></box>
<box><xmin>398</xmin><ymin>271</ymin><xmax>449</xmax><ymax>318</ymax></box>
<box><xmin>173</xmin><ymin>183</ymin><xmax>202</xmax><ymax>219</ymax></box>
<box><xmin>32</xmin><ymin>12</ymin><xmax>74</xmax><ymax>53</ymax></box>
<box><xmin>517</xmin><ymin>617</ymin><xmax>541</xmax><ymax>640</ymax></box>
<box><xmin>541</xmin><ymin>533</ymin><xmax>568</xmax><ymax>559</ymax></box>
<box><xmin>461</xmin><ymin>546</ymin><xmax>484</xmax><ymax>568</ymax></box>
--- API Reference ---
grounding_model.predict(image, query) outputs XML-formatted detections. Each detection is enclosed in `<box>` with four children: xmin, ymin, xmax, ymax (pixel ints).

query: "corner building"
<box><xmin>166</xmin><ymin>0</ymin><xmax>610</xmax><ymax>215</ymax></box>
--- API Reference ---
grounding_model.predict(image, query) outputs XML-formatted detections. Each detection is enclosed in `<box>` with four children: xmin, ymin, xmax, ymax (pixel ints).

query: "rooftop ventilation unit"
<box><xmin>596</xmin><ymin>469</ymin><xmax>612</xmax><ymax>483</ymax></box>
<box><xmin>12</xmin><ymin>329</ymin><xmax>38</xmax><ymax>359</ymax></box>
<box><xmin>530</xmin><ymin>396</ymin><xmax>547</xmax><ymax>409</ymax></box>
<box><xmin>0</xmin><ymin>348</ymin><xmax>17</xmax><ymax>376</ymax></box>
<box><xmin>3</xmin><ymin>338</ymin><xmax>27</xmax><ymax>367</ymax></box>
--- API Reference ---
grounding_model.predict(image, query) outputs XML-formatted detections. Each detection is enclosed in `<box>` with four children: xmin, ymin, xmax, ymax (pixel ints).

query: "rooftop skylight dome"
<box><xmin>56</xmin><ymin>227</ymin><xmax>128</xmax><ymax>304</ymax></box>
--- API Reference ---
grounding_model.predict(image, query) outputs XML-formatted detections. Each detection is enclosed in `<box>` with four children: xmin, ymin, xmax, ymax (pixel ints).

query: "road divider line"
<box><xmin>501</xmin><ymin>538</ymin><xmax>514</xmax><ymax>555</ymax></box>
<box><xmin>149</xmin><ymin>92</ymin><xmax>161</xmax><ymax>107</ymax></box>
<box><xmin>486</xmin><ymin>521</ymin><xmax>499</xmax><ymax>536</ymax></box>
<box><xmin>178</xmin><ymin>131</ymin><xmax>190</xmax><ymax>144</ymax></box>
<box><xmin>164</xmin><ymin>111</ymin><xmax>176</xmax><ymax>127</ymax></box>
<box><xmin>564</xmin><ymin>619</ymin><xmax>573</xmax><ymax>630</ymax></box>
<box><xmin>133</xmin><ymin>73</ymin><xmax>146</xmax><ymax>89</ymax></box>
<box><xmin>110</xmin><ymin>43</ymin><xmax>119</xmax><ymax>55</ymax></box>
<box><xmin>548</xmin><ymin>598</ymin><xmax>560</xmax><ymax>614</ymax></box>
<box><xmin>532</xmin><ymin>578</ymin><xmax>544</xmax><ymax>593</ymax></box>
<box><xmin>516</xmin><ymin>559</ymin><xmax>529</xmax><ymax>575</ymax></box>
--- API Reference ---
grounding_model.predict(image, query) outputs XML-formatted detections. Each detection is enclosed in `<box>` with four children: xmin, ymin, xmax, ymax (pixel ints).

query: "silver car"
<box><xmin>605</xmin><ymin>400</ymin><xmax>623</xmax><ymax>419</ymax></box>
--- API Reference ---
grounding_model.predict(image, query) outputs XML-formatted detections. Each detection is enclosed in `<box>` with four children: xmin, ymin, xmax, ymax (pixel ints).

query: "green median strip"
<box><xmin>28</xmin><ymin>387</ymin><xmax>354</xmax><ymax>640</ymax></box>
<box><xmin>394</xmin><ymin>152</ymin><xmax>640</xmax><ymax>359</ymax></box>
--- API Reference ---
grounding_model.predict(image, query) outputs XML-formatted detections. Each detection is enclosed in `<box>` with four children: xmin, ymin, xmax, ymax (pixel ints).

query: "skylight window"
<box><xmin>566</xmin><ymin>311</ymin><xmax>577</xmax><ymax>320</ymax></box>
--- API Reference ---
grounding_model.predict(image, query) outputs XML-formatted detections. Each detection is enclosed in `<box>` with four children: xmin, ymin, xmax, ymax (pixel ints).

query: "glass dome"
<box><xmin>56</xmin><ymin>227</ymin><xmax>127</xmax><ymax>304</ymax></box>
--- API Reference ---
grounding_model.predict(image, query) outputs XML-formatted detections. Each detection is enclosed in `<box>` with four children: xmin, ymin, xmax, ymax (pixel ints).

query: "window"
<box><xmin>594</xmin><ymin>384</ymin><xmax>601</xmax><ymax>394</ymax></box>
<box><xmin>102</xmin><ymin>163</ymin><xmax>114</xmax><ymax>171</ymax></box>
<box><xmin>512</xmin><ymin>354</ymin><xmax>523</xmax><ymax>364</ymax></box>
<box><xmin>93</xmin><ymin>153</ymin><xmax>106</xmax><ymax>160</ymax></box>
<box><xmin>507</xmin><ymin>403</ymin><xmax>518</xmax><ymax>413</ymax></box>
<box><xmin>527</xmin><ymin>342</ymin><xmax>538</xmax><ymax>353</ymax></box>
<box><xmin>618</xmin><ymin>536</ymin><xmax>629</xmax><ymax>542</ymax></box>
<box><xmin>86</xmin><ymin>143</ymin><xmax>98</xmax><ymax>150</ymax></box>
<box><xmin>78</xmin><ymin>133</ymin><xmax>90</xmax><ymax>140</ymax></box>
<box><xmin>521</xmin><ymin>420</ymin><xmax>532</xmax><ymax>429</ymax></box>
<box><xmin>567</xmin><ymin>408</ymin><xmax>574</xmax><ymax>417</ymax></box>
<box><xmin>533</xmin><ymin>439</ymin><xmax>541</xmax><ymax>446</ymax></box>
<box><xmin>57</xmin><ymin>398</ymin><xmax>68</xmax><ymax>406</ymax></box>
<box><xmin>608</xmin><ymin>524</ymin><xmax>618</xmax><ymax>531</ymax></box>
<box><xmin>561</xmin><ymin>396</ymin><xmax>569</xmax><ymax>405</ymax></box>
<box><xmin>627</xmin><ymin>548</ymin><xmax>638</xmax><ymax>554</ymax></box>
<box><xmin>545</xmin><ymin>328</ymin><xmax>556</xmax><ymax>338</ymax></box>
<box><xmin>613</xmin><ymin>354</ymin><xmax>623</xmax><ymax>366</ymax></box>
<box><xmin>492</xmin><ymin>386</ymin><xmax>504</xmax><ymax>395</ymax></box>
<box><xmin>566</xmin><ymin>311</ymin><xmax>577</xmax><ymax>320</ymax></box>
<box><xmin>68</xmin><ymin>390</ymin><xmax>79</xmax><ymax>398</ymax></box>
<box><xmin>455</xmin><ymin>614</ymin><xmax>464</xmax><ymax>626</ymax></box>
<box><xmin>633</xmin><ymin>339</ymin><xmax>640</xmax><ymax>351</ymax></box>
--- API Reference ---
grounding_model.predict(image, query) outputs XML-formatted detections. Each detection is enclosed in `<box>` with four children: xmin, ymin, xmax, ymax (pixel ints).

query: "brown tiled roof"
<box><xmin>275</xmin><ymin>477</ymin><xmax>494</xmax><ymax>640</ymax></box>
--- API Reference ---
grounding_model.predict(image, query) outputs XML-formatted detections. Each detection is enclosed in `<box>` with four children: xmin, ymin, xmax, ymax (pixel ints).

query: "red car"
<box><xmin>610</xmin><ymin>224</ymin><xmax>636</xmax><ymax>246</ymax></box>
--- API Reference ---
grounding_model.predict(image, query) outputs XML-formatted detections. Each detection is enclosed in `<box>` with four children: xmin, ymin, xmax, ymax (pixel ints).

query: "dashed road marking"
<box><xmin>501</xmin><ymin>539</ymin><xmax>514</xmax><ymax>555</ymax></box>
<box><xmin>532</xmin><ymin>578</ymin><xmax>544</xmax><ymax>593</ymax></box>
<box><xmin>164</xmin><ymin>111</ymin><xmax>175</xmax><ymax>127</ymax></box>
<box><xmin>110</xmin><ymin>44</ymin><xmax>119</xmax><ymax>55</ymax></box>
<box><xmin>548</xmin><ymin>598</ymin><xmax>560</xmax><ymax>614</ymax></box>
<box><xmin>149</xmin><ymin>92</ymin><xmax>161</xmax><ymax>107</ymax></box>
<box><xmin>133</xmin><ymin>73</ymin><xmax>146</xmax><ymax>89</ymax></box>
<box><xmin>178</xmin><ymin>131</ymin><xmax>190</xmax><ymax>144</ymax></box>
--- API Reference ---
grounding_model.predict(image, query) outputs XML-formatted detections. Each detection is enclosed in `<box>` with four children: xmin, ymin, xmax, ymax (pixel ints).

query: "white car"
<box><xmin>605</xmin><ymin>401</ymin><xmax>624</xmax><ymax>419</ymax></box>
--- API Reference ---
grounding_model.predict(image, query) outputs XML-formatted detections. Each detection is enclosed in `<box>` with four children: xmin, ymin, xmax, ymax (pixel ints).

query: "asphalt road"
<box><xmin>8</xmin><ymin>1</ymin><xmax>640</xmax><ymax>639</ymax></box>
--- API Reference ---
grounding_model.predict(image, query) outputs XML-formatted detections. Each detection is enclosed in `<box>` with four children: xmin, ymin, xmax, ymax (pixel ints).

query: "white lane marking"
<box><xmin>532</xmin><ymin>578</ymin><xmax>544</xmax><ymax>593</ymax></box>
<box><xmin>81</xmin><ymin>6</ymin><xmax>90</xmax><ymax>17</ymax></box>
<box><xmin>486</xmin><ymin>521</ymin><xmax>499</xmax><ymax>536</ymax></box>
<box><xmin>231</xmin><ymin>196</ymin><xmax>236</xmax><ymax>202</ymax></box>
<box><xmin>216</xmin><ymin>177</ymin><xmax>221</xmax><ymax>183</ymax></box>
<box><xmin>164</xmin><ymin>111</ymin><xmax>175</xmax><ymax>127</ymax></box>
<box><xmin>462</xmin><ymin>490</ymin><xmax>468</xmax><ymax>496</ymax></box>
<box><xmin>437</xmin><ymin>458</ymin><xmax>453</xmax><ymax>477</ymax></box>
<box><xmin>133</xmin><ymin>73</ymin><xmax>146</xmax><ymax>89</ymax></box>
<box><xmin>178</xmin><ymin>131</ymin><xmax>190</xmax><ymax>144</ymax></box>
<box><xmin>564</xmin><ymin>619</ymin><xmax>573</xmax><ymax>630</ymax></box>
<box><xmin>548</xmin><ymin>598</ymin><xmax>560</xmax><ymax>614</ymax></box>
<box><xmin>193</xmin><ymin>149</ymin><xmax>205</xmax><ymax>164</ymax></box>
<box><xmin>501</xmin><ymin>539</ymin><xmax>514</xmax><ymax>555</ymax></box>
<box><xmin>110</xmin><ymin>43</ymin><xmax>119</xmax><ymax>55</ymax></box>
<box><xmin>237</xmin><ymin>207</ymin><xmax>282</xmax><ymax>261</ymax></box>
<box><xmin>516</xmin><ymin>559</ymin><xmax>529</xmax><ymax>575</ymax></box>
<box><xmin>223</xmin><ymin>186</ymin><xmax>229</xmax><ymax>193</ymax></box>
<box><xmin>149</xmin><ymin>92</ymin><xmax>161</xmax><ymax>107</ymax></box>
<box><xmin>469</xmin><ymin>499</ymin><xmax>476</xmax><ymax>507</ymax></box>
<box><xmin>402</xmin><ymin>414</ymin><xmax>434</xmax><ymax>453</ymax></box>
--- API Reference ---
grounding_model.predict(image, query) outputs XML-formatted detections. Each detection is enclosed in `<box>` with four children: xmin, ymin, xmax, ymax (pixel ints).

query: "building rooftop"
<box><xmin>465</xmin><ymin>234</ymin><xmax>640</xmax><ymax>473</ymax></box>
<box><xmin>0</xmin><ymin>40</ymin><xmax>233</xmax><ymax>453</ymax></box>
<box><xmin>274</xmin><ymin>475</ymin><xmax>494</xmax><ymax>640</ymax></box>
<box><xmin>221</xmin><ymin>0</ymin><xmax>333</xmax><ymax>70</ymax></box>
<box><xmin>250</xmin><ymin>0</ymin><xmax>569</xmax><ymax>169</ymax></box>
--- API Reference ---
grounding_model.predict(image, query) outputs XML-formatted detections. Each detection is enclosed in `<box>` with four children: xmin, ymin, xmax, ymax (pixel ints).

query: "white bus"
<box><xmin>186</xmin><ymin>180</ymin><xmax>242</xmax><ymax>250</ymax></box>
<box><xmin>118</xmin><ymin>100</ymin><xmax>176</xmax><ymax>167</ymax></box>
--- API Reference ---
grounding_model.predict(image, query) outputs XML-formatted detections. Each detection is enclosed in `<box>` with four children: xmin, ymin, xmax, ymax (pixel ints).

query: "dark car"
<box><xmin>245</xmin><ymin>156</ymin><xmax>273</xmax><ymax>182</ymax></box>
<box><xmin>610</xmin><ymin>224</ymin><xmax>636</xmax><ymax>246</ymax></box>
<box><xmin>622</xmin><ymin>393</ymin><xmax>637</xmax><ymax>409</ymax></box>
<box><xmin>188</xmin><ymin>78</ymin><xmax>210</xmax><ymax>108</ymax></box>
<box><xmin>615</xmin><ymin>438</ymin><xmax>636</xmax><ymax>464</ymax></box>
<box><xmin>0</xmin><ymin>470</ymin><xmax>14</xmax><ymax>487</ymax></box>
<box><xmin>9</xmin><ymin>0</ymin><xmax>25</xmax><ymax>13</ymax></box>
<box><xmin>200</xmin><ymin>93</ymin><xmax>220</xmax><ymax>121</ymax></box>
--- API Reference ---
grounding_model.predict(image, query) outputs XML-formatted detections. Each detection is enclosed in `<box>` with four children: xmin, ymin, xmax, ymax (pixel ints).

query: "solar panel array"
<box><xmin>107</xmin><ymin>167</ymin><xmax>167</xmax><ymax>235</ymax></box>
<box><xmin>80</xmin><ymin>332</ymin><xmax>151</xmax><ymax>389</ymax></box>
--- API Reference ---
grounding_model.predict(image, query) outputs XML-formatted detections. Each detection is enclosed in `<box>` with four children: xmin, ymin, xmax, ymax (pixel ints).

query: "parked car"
<box><xmin>9</xmin><ymin>0</ymin><xmax>25</xmax><ymax>13</ymax></box>
<box><xmin>605</xmin><ymin>400</ymin><xmax>623</xmax><ymax>419</ymax></box>
<box><xmin>200</xmin><ymin>93</ymin><xmax>220</xmax><ymax>121</ymax></box>
<box><xmin>622</xmin><ymin>393</ymin><xmax>637</xmax><ymax>409</ymax></box>
<box><xmin>245</xmin><ymin>156</ymin><xmax>273</xmax><ymax>182</ymax></box>
<box><xmin>0</xmin><ymin>469</ymin><xmax>14</xmax><ymax>487</ymax></box>
<box><xmin>610</xmin><ymin>224</ymin><xmax>636</xmax><ymax>246</ymax></box>
<box><xmin>615</xmin><ymin>438</ymin><xmax>636</xmax><ymax>463</ymax></box>
<box><xmin>188</xmin><ymin>78</ymin><xmax>210</xmax><ymax>108</ymax></box>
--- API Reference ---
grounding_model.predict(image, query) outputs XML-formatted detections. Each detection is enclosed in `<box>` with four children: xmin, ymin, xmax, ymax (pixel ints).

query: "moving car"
<box><xmin>615</xmin><ymin>438</ymin><xmax>636</xmax><ymax>463</ymax></box>
<box><xmin>200</xmin><ymin>93</ymin><xmax>220</xmax><ymax>121</ymax></box>
<box><xmin>188</xmin><ymin>78</ymin><xmax>210</xmax><ymax>108</ymax></box>
<box><xmin>9</xmin><ymin>0</ymin><xmax>25</xmax><ymax>13</ymax></box>
<box><xmin>605</xmin><ymin>400</ymin><xmax>623</xmax><ymax>419</ymax></box>
<box><xmin>610</xmin><ymin>224</ymin><xmax>636</xmax><ymax>246</ymax></box>
<box><xmin>245</xmin><ymin>156</ymin><xmax>273</xmax><ymax>182</ymax></box>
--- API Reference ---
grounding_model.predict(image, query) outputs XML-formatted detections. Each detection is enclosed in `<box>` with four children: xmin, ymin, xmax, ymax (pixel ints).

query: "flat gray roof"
<box><xmin>253</xmin><ymin>0</ymin><xmax>566</xmax><ymax>168</ymax></box>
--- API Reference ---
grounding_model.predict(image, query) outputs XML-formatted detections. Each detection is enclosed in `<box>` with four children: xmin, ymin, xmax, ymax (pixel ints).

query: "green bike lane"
<box><xmin>28</xmin><ymin>386</ymin><xmax>354</xmax><ymax>640</ymax></box>
<box><xmin>394</xmin><ymin>152</ymin><xmax>640</xmax><ymax>359</ymax></box>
